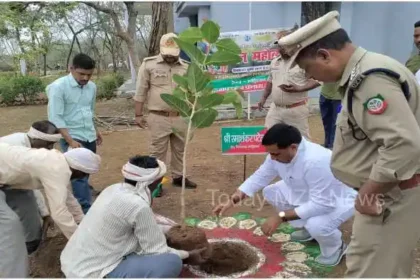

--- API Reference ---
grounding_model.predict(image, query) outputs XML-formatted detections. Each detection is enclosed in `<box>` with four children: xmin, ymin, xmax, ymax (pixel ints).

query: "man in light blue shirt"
<box><xmin>47</xmin><ymin>53</ymin><xmax>103</xmax><ymax>213</ymax></box>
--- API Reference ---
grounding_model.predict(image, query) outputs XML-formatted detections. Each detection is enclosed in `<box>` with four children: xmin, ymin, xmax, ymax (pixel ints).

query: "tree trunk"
<box><xmin>43</xmin><ymin>53</ymin><xmax>47</xmax><ymax>76</ymax></box>
<box><xmin>66</xmin><ymin>36</ymin><xmax>76</xmax><ymax>72</ymax></box>
<box><xmin>148</xmin><ymin>2</ymin><xmax>171</xmax><ymax>56</ymax></box>
<box><xmin>126</xmin><ymin>38</ymin><xmax>140</xmax><ymax>71</ymax></box>
<box><xmin>82</xmin><ymin>1</ymin><xmax>140</xmax><ymax>70</ymax></box>
<box><xmin>301</xmin><ymin>2</ymin><xmax>332</xmax><ymax>26</ymax></box>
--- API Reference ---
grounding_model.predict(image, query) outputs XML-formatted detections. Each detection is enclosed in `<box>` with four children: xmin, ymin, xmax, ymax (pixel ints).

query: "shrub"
<box><xmin>12</xmin><ymin>75</ymin><xmax>44</xmax><ymax>103</ymax></box>
<box><xmin>0</xmin><ymin>77</ymin><xmax>15</xmax><ymax>105</ymax></box>
<box><xmin>96</xmin><ymin>72</ymin><xmax>125</xmax><ymax>100</ymax></box>
<box><xmin>0</xmin><ymin>75</ymin><xmax>44</xmax><ymax>105</ymax></box>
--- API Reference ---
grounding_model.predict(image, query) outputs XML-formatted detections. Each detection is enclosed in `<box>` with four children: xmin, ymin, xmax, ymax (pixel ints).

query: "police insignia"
<box><xmin>363</xmin><ymin>94</ymin><xmax>387</xmax><ymax>114</ymax></box>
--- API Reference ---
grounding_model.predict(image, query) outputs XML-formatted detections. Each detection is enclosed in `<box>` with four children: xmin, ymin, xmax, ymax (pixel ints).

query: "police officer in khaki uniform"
<box><xmin>258</xmin><ymin>29</ymin><xmax>320</xmax><ymax>139</ymax></box>
<box><xmin>134</xmin><ymin>33</ymin><xmax>197</xmax><ymax>189</ymax></box>
<box><xmin>277</xmin><ymin>11</ymin><xmax>420</xmax><ymax>278</ymax></box>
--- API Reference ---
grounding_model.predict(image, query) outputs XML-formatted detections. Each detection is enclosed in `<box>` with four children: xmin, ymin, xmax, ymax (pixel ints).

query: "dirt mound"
<box><xmin>29</xmin><ymin>234</ymin><xmax>67</xmax><ymax>278</ymax></box>
<box><xmin>199</xmin><ymin>241</ymin><xmax>259</xmax><ymax>276</ymax></box>
<box><xmin>166</xmin><ymin>225</ymin><xmax>212</xmax><ymax>261</ymax></box>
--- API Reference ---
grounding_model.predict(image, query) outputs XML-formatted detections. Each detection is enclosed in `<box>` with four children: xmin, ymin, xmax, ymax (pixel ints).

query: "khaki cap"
<box><xmin>277</xmin><ymin>11</ymin><xmax>341</xmax><ymax>69</ymax></box>
<box><xmin>160</xmin><ymin>33</ymin><xmax>180</xmax><ymax>56</ymax></box>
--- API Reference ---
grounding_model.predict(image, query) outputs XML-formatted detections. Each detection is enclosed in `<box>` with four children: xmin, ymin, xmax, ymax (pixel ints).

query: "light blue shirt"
<box><xmin>46</xmin><ymin>74</ymin><xmax>97</xmax><ymax>142</ymax></box>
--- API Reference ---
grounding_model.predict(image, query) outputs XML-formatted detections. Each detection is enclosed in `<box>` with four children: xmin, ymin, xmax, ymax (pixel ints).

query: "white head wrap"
<box><xmin>64</xmin><ymin>148</ymin><xmax>101</xmax><ymax>174</ymax></box>
<box><xmin>27</xmin><ymin>126</ymin><xmax>62</xmax><ymax>142</ymax></box>
<box><xmin>122</xmin><ymin>159</ymin><xmax>167</xmax><ymax>205</ymax></box>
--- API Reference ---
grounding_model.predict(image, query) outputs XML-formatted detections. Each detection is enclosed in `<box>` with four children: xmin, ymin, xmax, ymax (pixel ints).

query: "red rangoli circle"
<box><xmin>181</xmin><ymin>227</ymin><xmax>285</xmax><ymax>278</ymax></box>
<box><xmin>179</xmin><ymin>214</ymin><xmax>332</xmax><ymax>278</ymax></box>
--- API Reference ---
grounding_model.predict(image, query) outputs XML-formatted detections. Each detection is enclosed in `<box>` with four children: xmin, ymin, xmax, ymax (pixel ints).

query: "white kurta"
<box><xmin>416</xmin><ymin>69</ymin><xmax>420</xmax><ymax>85</ymax></box>
<box><xmin>0</xmin><ymin>132</ymin><xmax>49</xmax><ymax>217</ymax></box>
<box><xmin>239</xmin><ymin>138</ymin><xmax>357</xmax><ymax>257</ymax></box>
<box><xmin>0</xmin><ymin>143</ymin><xmax>83</xmax><ymax>239</ymax></box>
<box><xmin>61</xmin><ymin>182</ymin><xmax>188</xmax><ymax>278</ymax></box>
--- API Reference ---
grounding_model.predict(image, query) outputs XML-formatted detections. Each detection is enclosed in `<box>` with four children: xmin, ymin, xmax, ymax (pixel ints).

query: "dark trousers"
<box><xmin>319</xmin><ymin>95</ymin><xmax>341</xmax><ymax>149</ymax></box>
<box><xmin>60</xmin><ymin>139</ymin><xmax>97</xmax><ymax>214</ymax></box>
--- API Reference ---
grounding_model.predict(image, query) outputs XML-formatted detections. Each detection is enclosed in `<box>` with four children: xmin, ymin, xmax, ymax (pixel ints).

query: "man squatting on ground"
<box><xmin>0</xmin><ymin>144</ymin><xmax>101</xmax><ymax>278</ymax></box>
<box><xmin>0</xmin><ymin>121</ymin><xmax>61</xmax><ymax>255</ymax></box>
<box><xmin>214</xmin><ymin>123</ymin><xmax>357</xmax><ymax>266</ymax></box>
<box><xmin>61</xmin><ymin>155</ymin><xmax>207</xmax><ymax>278</ymax></box>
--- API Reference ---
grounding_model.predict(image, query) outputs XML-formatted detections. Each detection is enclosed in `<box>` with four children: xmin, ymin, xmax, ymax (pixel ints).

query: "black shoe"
<box><xmin>172</xmin><ymin>177</ymin><xmax>197</xmax><ymax>189</ymax></box>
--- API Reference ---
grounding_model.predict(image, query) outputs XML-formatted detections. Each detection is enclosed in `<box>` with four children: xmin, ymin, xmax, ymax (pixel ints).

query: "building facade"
<box><xmin>175</xmin><ymin>1</ymin><xmax>420</xmax><ymax>99</ymax></box>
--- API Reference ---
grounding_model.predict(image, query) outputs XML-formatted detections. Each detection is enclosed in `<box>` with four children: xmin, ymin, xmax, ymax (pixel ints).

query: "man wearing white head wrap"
<box><xmin>61</xmin><ymin>155</ymin><xmax>207</xmax><ymax>278</ymax></box>
<box><xmin>0</xmin><ymin>120</ymin><xmax>62</xmax><ymax>256</ymax></box>
<box><xmin>0</xmin><ymin>143</ymin><xmax>100</xmax><ymax>277</ymax></box>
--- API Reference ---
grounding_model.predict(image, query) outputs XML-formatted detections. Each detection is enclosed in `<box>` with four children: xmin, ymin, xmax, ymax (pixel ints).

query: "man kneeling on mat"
<box><xmin>61</xmin><ymin>155</ymin><xmax>208</xmax><ymax>278</ymax></box>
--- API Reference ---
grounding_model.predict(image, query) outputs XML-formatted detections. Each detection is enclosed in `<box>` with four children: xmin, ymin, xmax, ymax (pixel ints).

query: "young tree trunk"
<box><xmin>148</xmin><ymin>2</ymin><xmax>172</xmax><ymax>56</ymax></box>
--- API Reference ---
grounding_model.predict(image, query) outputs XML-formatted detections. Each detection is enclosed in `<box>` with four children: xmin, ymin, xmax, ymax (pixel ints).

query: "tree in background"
<box><xmin>148</xmin><ymin>2</ymin><xmax>173</xmax><ymax>56</ymax></box>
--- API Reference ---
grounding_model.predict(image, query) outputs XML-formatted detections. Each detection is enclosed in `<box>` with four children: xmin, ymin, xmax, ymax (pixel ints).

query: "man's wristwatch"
<box><xmin>278</xmin><ymin>211</ymin><xmax>287</xmax><ymax>222</ymax></box>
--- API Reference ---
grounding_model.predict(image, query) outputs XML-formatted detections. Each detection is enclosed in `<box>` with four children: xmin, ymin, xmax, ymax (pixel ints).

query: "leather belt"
<box><xmin>399</xmin><ymin>174</ymin><xmax>420</xmax><ymax>190</ymax></box>
<box><xmin>275</xmin><ymin>99</ymin><xmax>307</xmax><ymax>109</ymax></box>
<box><xmin>149</xmin><ymin>110</ymin><xmax>180</xmax><ymax>117</ymax></box>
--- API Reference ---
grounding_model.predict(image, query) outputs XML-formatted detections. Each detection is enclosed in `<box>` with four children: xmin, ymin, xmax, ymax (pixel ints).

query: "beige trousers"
<box><xmin>148</xmin><ymin>113</ymin><xmax>187</xmax><ymax>178</ymax></box>
<box><xmin>345</xmin><ymin>186</ymin><xmax>420</xmax><ymax>278</ymax></box>
<box><xmin>265</xmin><ymin>102</ymin><xmax>311</xmax><ymax>140</ymax></box>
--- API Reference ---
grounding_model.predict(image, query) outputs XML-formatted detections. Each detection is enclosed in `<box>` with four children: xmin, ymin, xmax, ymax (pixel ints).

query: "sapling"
<box><xmin>160</xmin><ymin>20</ymin><xmax>244</xmax><ymax>223</ymax></box>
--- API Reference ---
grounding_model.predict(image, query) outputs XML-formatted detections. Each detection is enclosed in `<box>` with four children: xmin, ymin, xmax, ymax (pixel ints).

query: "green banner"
<box><xmin>211</xmin><ymin>75</ymin><xmax>269</xmax><ymax>91</ymax></box>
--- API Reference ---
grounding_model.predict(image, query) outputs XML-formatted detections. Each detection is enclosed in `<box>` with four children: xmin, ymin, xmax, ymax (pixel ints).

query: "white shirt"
<box><xmin>0</xmin><ymin>143</ymin><xmax>83</xmax><ymax>238</ymax></box>
<box><xmin>239</xmin><ymin>138</ymin><xmax>357</xmax><ymax>220</ymax></box>
<box><xmin>416</xmin><ymin>69</ymin><xmax>420</xmax><ymax>85</ymax></box>
<box><xmin>60</xmin><ymin>182</ymin><xmax>188</xmax><ymax>278</ymax></box>
<box><xmin>0</xmin><ymin>132</ymin><xmax>49</xmax><ymax>217</ymax></box>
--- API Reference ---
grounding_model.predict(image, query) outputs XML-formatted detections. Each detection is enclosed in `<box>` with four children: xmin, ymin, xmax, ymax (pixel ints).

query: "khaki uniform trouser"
<box><xmin>345</xmin><ymin>186</ymin><xmax>420</xmax><ymax>278</ymax></box>
<box><xmin>265</xmin><ymin>102</ymin><xmax>311</xmax><ymax>140</ymax></box>
<box><xmin>148</xmin><ymin>112</ymin><xmax>187</xmax><ymax>177</ymax></box>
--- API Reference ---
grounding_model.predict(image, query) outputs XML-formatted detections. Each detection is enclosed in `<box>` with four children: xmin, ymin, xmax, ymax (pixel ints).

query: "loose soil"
<box><xmin>198</xmin><ymin>241</ymin><xmax>260</xmax><ymax>276</ymax></box>
<box><xmin>166</xmin><ymin>225</ymin><xmax>212</xmax><ymax>260</ymax></box>
<box><xmin>29</xmin><ymin>234</ymin><xmax>66</xmax><ymax>278</ymax></box>
<box><xmin>1</xmin><ymin>99</ymin><xmax>419</xmax><ymax>278</ymax></box>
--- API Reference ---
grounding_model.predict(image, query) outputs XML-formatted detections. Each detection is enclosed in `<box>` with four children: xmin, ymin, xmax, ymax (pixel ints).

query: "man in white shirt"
<box><xmin>0</xmin><ymin>120</ymin><xmax>61</xmax><ymax>255</ymax></box>
<box><xmin>0</xmin><ymin>144</ymin><xmax>101</xmax><ymax>278</ymax></box>
<box><xmin>213</xmin><ymin>123</ymin><xmax>357</xmax><ymax>266</ymax></box>
<box><xmin>61</xmin><ymin>155</ymin><xmax>207</xmax><ymax>278</ymax></box>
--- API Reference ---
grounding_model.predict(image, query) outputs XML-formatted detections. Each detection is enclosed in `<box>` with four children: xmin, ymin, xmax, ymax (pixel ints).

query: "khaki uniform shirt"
<box><xmin>331</xmin><ymin>47</ymin><xmax>420</xmax><ymax>189</ymax></box>
<box><xmin>134</xmin><ymin>55</ymin><xmax>188</xmax><ymax>112</ymax></box>
<box><xmin>268</xmin><ymin>56</ymin><xmax>309</xmax><ymax>106</ymax></box>
<box><xmin>0</xmin><ymin>143</ymin><xmax>84</xmax><ymax>239</ymax></box>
